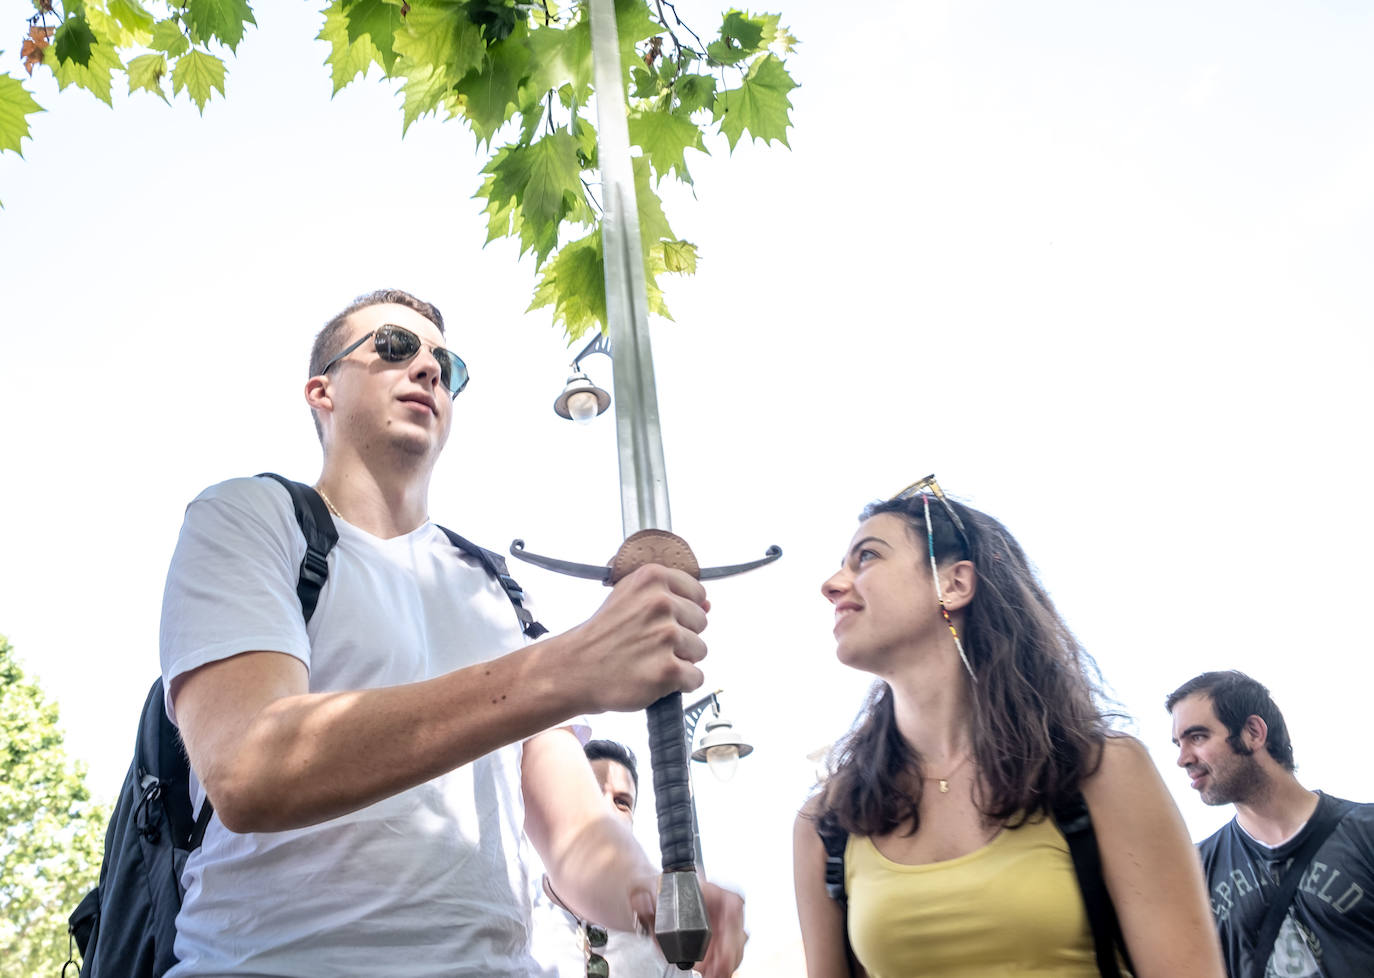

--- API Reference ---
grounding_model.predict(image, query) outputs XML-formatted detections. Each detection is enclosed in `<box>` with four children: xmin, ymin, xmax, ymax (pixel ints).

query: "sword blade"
<box><xmin>587</xmin><ymin>0</ymin><xmax>671</xmax><ymax>536</ymax></box>
<box><xmin>587</xmin><ymin>1</ymin><xmax>709</xmax><ymax>968</ymax></box>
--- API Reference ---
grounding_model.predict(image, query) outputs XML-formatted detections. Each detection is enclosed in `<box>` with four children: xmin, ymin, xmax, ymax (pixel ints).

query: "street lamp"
<box><xmin>683</xmin><ymin>691</ymin><xmax>753</xmax><ymax>783</ymax></box>
<box><xmin>552</xmin><ymin>332</ymin><xmax>612</xmax><ymax>422</ymax></box>
<box><xmin>679</xmin><ymin>690</ymin><xmax>752</xmax><ymax>875</ymax></box>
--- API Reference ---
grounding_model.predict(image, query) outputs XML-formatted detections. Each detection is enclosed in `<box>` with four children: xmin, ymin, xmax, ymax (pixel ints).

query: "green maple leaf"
<box><xmin>150</xmin><ymin>19</ymin><xmax>191</xmax><ymax>57</ymax></box>
<box><xmin>394</xmin><ymin>0</ymin><xmax>485</xmax><ymax>81</ymax></box>
<box><xmin>630</xmin><ymin>65</ymin><xmax>659</xmax><ymax>99</ymax></box>
<box><xmin>466</xmin><ymin>0</ymin><xmax>518</xmax><ymax>46</ymax></box>
<box><xmin>713</xmin><ymin>53</ymin><xmax>796</xmax><ymax>149</ymax></box>
<box><xmin>53</xmin><ymin>15</ymin><xmax>97</xmax><ymax>67</ymax></box>
<box><xmin>633</xmin><ymin>154</ymin><xmax>674</xmax><ymax>259</ymax></box>
<box><xmin>629</xmin><ymin>107</ymin><xmax>704</xmax><ymax>183</ymax></box>
<box><xmin>673</xmin><ymin>73</ymin><xmax>715</xmax><ymax>116</ymax></box>
<box><xmin>87</xmin><ymin>0</ymin><xmax>156</xmax><ymax>47</ymax></box>
<box><xmin>755</xmin><ymin>13</ymin><xmax>798</xmax><ymax>53</ymax></box>
<box><xmin>529</xmin><ymin>223</ymin><xmax>674</xmax><ymax>340</ymax></box>
<box><xmin>127</xmin><ymin>52</ymin><xmax>169</xmax><ymax>101</ymax></box>
<box><xmin>171</xmin><ymin>48</ymin><xmax>227</xmax><ymax>113</ymax></box>
<box><xmin>661</xmin><ymin>238</ymin><xmax>698</xmax><ymax>274</ymax></box>
<box><xmin>486</xmin><ymin>129</ymin><xmax>584</xmax><ymax>264</ymax></box>
<box><xmin>706</xmin><ymin>10</ymin><xmax>764</xmax><ymax>65</ymax></box>
<box><xmin>476</xmin><ymin>167</ymin><xmax>522</xmax><ymax>244</ymax></box>
<box><xmin>526</xmin><ymin>21</ymin><xmax>593</xmax><ymax>105</ymax></box>
<box><xmin>614</xmin><ymin>0</ymin><xmax>662</xmax><ymax>71</ymax></box>
<box><xmin>340</xmin><ymin>0</ymin><xmax>400</xmax><ymax>72</ymax></box>
<box><xmin>398</xmin><ymin>61</ymin><xmax>458</xmax><ymax>132</ymax></box>
<box><xmin>185</xmin><ymin>0</ymin><xmax>256</xmax><ymax>53</ymax></box>
<box><xmin>49</xmin><ymin>36</ymin><xmax>122</xmax><ymax>105</ymax></box>
<box><xmin>453</xmin><ymin>23</ymin><xmax>531</xmax><ymax>144</ymax></box>
<box><xmin>528</xmin><ymin>229</ymin><xmax>605</xmax><ymax>341</ymax></box>
<box><xmin>0</xmin><ymin>73</ymin><xmax>43</xmax><ymax>158</ymax></box>
<box><xmin>319</xmin><ymin>0</ymin><xmax>382</xmax><ymax>93</ymax></box>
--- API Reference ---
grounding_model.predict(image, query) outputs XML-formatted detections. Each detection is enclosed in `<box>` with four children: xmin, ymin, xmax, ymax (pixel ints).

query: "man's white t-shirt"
<box><xmin>159</xmin><ymin>476</ymin><xmax>545</xmax><ymax>977</ymax></box>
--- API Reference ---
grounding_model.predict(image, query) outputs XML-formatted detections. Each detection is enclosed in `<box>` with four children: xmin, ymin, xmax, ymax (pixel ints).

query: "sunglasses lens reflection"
<box><xmin>373</xmin><ymin>325</ymin><xmax>467</xmax><ymax>398</ymax></box>
<box><xmin>376</xmin><ymin>326</ymin><xmax>420</xmax><ymax>362</ymax></box>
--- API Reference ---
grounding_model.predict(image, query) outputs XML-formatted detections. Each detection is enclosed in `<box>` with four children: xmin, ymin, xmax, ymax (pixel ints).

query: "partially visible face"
<box><xmin>323</xmin><ymin>302</ymin><xmax>454</xmax><ymax>459</ymax></box>
<box><xmin>591</xmin><ymin>758</ymin><xmax>637</xmax><ymax>827</ymax></box>
<box><xmin>820</xmin><ymin>512</ymin><xmax>940</xmax><ymax>675</ymax></box>
<box><xmin>1170</xmin><ymin>693</ymin><xmax>1264</xmax><ymax>806</ymax></box>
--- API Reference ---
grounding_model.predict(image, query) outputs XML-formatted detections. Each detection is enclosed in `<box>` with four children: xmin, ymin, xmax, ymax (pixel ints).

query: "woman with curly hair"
<box><xmin>793</xmin><ymin>478</ymin><xmax>1223</xmax><ymax>977</ymax></box>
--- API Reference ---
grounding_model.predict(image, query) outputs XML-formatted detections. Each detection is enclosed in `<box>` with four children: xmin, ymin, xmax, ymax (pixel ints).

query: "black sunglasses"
<box><xmin>321</xmin><ymin>323</ymin><xmax>469</xmax><ymax>399</ymax></box>
<box><xmin>585</xmin><ymin>923</ymin><xmax>609</xmax><ymax>978</ymax></box>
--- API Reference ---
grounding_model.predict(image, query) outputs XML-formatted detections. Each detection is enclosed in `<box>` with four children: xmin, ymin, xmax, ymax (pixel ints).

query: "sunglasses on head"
<box><xmin>891</xmin><ymin>474</ymin><xmax>972</xmax><ymax>555</ymax></box>
<box><xmin>321</xmin><ymin>323</ymin><xmax>469</xmax><ymax>399</ymax></box>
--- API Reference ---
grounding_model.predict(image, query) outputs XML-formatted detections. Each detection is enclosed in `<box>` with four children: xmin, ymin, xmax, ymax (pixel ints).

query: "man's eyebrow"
<box><xmin>1172</xmin><ymin>724</ymin><xmax>1210</xmax><ymax>746</ymax></box>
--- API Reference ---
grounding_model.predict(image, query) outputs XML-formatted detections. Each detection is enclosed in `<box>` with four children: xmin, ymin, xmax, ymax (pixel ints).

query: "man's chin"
<box><xmin>1198</xmin><ymin>787</ymin><xmax>1231</xmax><ymax>806</ymax></box>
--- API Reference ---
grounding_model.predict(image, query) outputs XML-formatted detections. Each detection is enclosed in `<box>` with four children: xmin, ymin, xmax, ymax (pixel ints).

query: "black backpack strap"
<box><xmin>437</xmin><ymin>525</ymin><xmax>549</xmax><ymax>638</ymax></box>
<box><xmin>146</xmin><ymin>678</ymin><xmax>200</xmax><ymax>848</ymax></box>
<box><xmin>817</xmin><ymin>817</ymin><xmax>849</xmax><ymax>908</ymax></box>
<box><xmin>1053</xmin><ymin>791</ymin><xmax>1133</xmax><ymax>978</ymax></box>
<box><xmin>1249</xmin><ymin>798</ymin><xmax>1349</xmax><ymax>978</ymax></box>
<box><xmin>814</xmin><ymin>814</ymin><xmax>858</xmax><ymax>975</ymax></box>
<box><xmin>256</xmin><ymin>473</ymin><xmax>338</xmax><ymax>624</ymax></box>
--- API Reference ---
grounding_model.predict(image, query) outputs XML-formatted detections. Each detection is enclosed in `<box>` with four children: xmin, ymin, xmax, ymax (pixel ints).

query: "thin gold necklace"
<box><xmin>923</xmin><ymin>753</ymin><xmax>972</xmax><ymax>794</ymax></box>
<box><xmin>315</xmin><ymin>485</ymin><xmax>342</xmax><ymax>518</ymax></box>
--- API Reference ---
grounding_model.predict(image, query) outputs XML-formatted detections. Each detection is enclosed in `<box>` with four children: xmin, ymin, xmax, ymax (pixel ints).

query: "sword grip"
<box><xmin>647</xmin><ymin>691</ymin><xmax>696</xmax><ymax>871</ymax></box>
<box><xmin>647</xmin><ymin>690</ymin><xmax>711</xmax><ymax>967</ymax></box>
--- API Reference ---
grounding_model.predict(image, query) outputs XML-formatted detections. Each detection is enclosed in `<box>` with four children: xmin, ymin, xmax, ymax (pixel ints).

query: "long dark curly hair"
<box><xmin>815</xmin><ymin>492</ymin><xmax>1119</xmax><ymax>839</ymax></box>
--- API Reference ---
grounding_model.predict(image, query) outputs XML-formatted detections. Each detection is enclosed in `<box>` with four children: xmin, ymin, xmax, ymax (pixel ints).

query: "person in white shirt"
<box><xmin>532</xmin><ymin>740</ymin><xmax>688</xmax><ymax>978</ymax></box>
<box><xmin>160</xmin><ymin>289</ymin><xmax>745</xmax><ymax>978</ymax></box>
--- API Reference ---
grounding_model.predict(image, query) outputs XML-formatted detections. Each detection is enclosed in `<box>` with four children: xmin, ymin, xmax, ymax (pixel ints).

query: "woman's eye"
<box><xmin>857</xmin><ymin>549</ymin><xmax>878</xmax><ymax>563</ymax></box>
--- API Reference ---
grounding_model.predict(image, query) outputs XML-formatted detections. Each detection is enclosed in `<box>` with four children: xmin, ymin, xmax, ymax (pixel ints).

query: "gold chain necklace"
<box><xmin>923</xmin><ymin>753</ymin><xmax>972</xmax><ymax>794</ymax></box>
<box><xmin>315</xmin><ymin>485</ymin><xmax>342</xmax><ymax>518</ymax></box>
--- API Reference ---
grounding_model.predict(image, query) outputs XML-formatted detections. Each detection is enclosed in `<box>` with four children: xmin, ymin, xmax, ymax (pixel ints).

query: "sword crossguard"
<box><xmin>509</xmin><ymin>533</ymin><xmax>782</xmax><ymax>583</ymax></box>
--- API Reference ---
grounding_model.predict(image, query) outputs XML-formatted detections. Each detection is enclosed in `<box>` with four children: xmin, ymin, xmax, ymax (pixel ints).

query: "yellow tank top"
<box><xmin>846</xmin><ymin>815</ymin><xmax>1118</xmax><ymax>977</ymax></box>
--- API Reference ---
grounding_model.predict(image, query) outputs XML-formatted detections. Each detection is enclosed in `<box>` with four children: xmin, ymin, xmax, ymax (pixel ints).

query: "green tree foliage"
<box><xmin>0</xmin><ymin>635</ymin><xmax>109</xmax><ymax>977</ymax></box>
<box><xmin>4</xmin><ymin>1</ymin><xmax>798</xmax><ymax>340</ymax></box>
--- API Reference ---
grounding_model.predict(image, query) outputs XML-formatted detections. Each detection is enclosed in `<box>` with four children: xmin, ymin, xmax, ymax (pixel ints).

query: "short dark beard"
<box><xmin>1201</xmin><ymin>750</ymin><xmax>1266</xmax><ymax>806</ymax></box>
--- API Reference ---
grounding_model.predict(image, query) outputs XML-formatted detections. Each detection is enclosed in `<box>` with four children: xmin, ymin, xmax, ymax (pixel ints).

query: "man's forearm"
<box><xmin>177</xmin><ymin>636</ymin><xmax>576</xmax><ymax>833</ymax></box>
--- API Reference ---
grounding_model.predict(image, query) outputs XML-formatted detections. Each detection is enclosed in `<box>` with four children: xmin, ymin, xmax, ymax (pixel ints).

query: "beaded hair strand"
<box><xmin>921</xmin><ymin>492</ymin><xmax>977</xmax><ymax>681</ymax></box>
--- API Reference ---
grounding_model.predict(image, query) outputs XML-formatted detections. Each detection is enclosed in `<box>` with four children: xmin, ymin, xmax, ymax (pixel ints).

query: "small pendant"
<box><xmin>938</xmin><ymin>779</ymin><xmax>950</xmax><ymax>793</ymax></box>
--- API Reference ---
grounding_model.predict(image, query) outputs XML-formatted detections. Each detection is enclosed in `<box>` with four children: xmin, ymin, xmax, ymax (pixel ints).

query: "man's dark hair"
<box><xmin>1166</xmin><ymin>670</ymin><xmax>1296</xmax><ymax>771</ymax></box>
<box><xmin>307</xmin><ymin>289</ymin><xmax>445</xmax><ymax>440</ymax></box>
<box><xmin>584</xmin><ymin>739</ymin><xmax>638</xmax><ymax>795</ymax></box>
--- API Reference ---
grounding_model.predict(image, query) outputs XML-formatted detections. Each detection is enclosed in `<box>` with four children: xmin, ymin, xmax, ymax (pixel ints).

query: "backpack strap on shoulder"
<box><xmin>437</xmin><ymin>526</ymin><xmax>548</xmax><ymax>638</ymax></box>
<box><xmin>1248</xmin><ymin>796</ymin><xmax>1349</xmax><ymax>978</ymax></box>
<box><xmin>816</xmin><ymin>817</ymin><xmax>849</xmax><ymax>908</ymax></box>
<box><xmin>256</xmin><ymin>473</ymin><xmax>337</xmax><ymax>624</ymax></box>
<box><xmin>1053</xmin><ymin>790</ymin><xmax>1133</xmax><ymax>978</ymax></box>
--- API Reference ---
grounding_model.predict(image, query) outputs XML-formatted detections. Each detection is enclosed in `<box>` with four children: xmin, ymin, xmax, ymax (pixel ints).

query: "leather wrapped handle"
<box><xmin>608</xmin><ymin>530</ymin><xmax>711</xmax><ymax>967</ymax></box>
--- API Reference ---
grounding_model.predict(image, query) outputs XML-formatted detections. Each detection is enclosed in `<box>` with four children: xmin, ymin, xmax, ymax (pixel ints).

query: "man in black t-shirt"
<box><xmin>1167</xmin><ymin>670</ymin><xmax>1374</xmax><ymax>978</ymax></box>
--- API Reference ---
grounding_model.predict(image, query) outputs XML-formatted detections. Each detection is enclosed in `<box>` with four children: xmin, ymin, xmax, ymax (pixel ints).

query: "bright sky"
<box><xmin>2</xmin><ymin>1</ymin><xmax>1372</xmax><ymax>973</ymax></box>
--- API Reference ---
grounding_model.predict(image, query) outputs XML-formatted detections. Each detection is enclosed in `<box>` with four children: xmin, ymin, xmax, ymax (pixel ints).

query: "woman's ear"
<box><xmin>940</xmin><ymin>560</ymin><xmax>977</xmax><ymax>611</ymax></box>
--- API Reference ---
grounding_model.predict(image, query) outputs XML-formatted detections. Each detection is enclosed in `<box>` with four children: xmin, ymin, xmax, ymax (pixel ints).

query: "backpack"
<box><xmin>817</xmin><ymin>791</ymin><xmax>1135</xmax><ymax>978</ymax></box>
<box><xmin>65</xmin><ymin>473</ymin><xmax>545</xmax><ymax>977</ymax></box>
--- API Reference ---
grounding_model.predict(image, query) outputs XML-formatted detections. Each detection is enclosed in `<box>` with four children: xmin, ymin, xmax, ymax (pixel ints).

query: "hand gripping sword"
<box><xmin>509</xmin><ymin>0</ymin><xmax>781</xmax><ymax>968</ymax></box>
